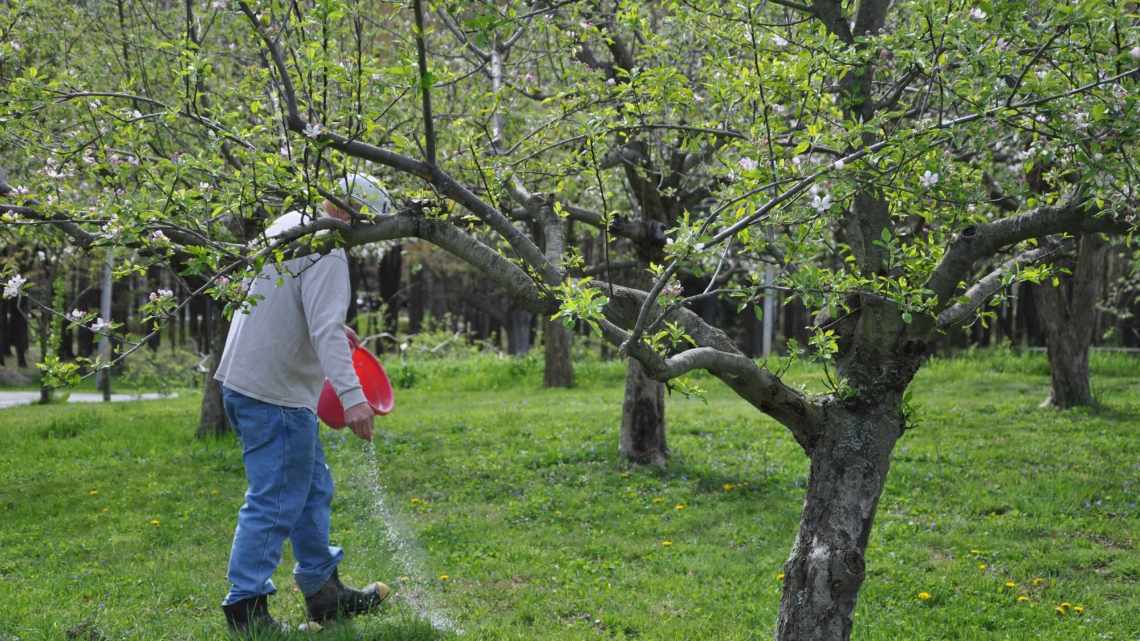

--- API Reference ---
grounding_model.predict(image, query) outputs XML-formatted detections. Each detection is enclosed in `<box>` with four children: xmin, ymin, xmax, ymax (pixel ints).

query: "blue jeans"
<box><xmin>221</xmin><ymin>387</ymin><xmax>343</xmax><ymax>605</ymax></box>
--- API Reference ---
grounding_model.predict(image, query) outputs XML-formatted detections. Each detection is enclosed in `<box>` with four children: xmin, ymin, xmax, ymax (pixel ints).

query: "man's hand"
<box><xmin>344</xmin><ymin>402</ymin><xmax>374</xmax><ymax>442</ymax></box>
<box><xmin>344</xmin><ymin>325</ymin><xmax>360</xmax><ymax>347</ymax></box>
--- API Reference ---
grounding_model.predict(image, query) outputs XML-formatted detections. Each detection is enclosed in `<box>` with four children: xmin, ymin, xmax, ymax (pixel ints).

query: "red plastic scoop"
<box><xmin>317</xmin><ymin>337</ymin><xmax>394</xmax><ymax>428</ymax></box>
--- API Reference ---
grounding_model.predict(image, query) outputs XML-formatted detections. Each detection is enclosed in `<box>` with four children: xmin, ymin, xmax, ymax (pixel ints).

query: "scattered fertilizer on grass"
<box><xmin>351</xmin><ymin>440</ymin><xmax>461</xmax><ymax>634</ymax></box>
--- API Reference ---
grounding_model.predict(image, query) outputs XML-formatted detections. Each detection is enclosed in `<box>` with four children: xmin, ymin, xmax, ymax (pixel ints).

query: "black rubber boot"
<box><xmin>303</xmin><ymin>569</ymin><xmax>391</xmax><ymax>623</ymax></box>
<box><xmin>222</xmin><ymin>594</ymin><xmax>289</xmax><ymax>636</ymax></box>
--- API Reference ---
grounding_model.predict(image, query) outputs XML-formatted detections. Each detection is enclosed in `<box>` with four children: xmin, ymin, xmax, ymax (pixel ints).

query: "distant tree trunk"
<box><xmin>505</xmin><ymin>308</ymin><xmax>532</xmax><ymax>355</ymax></box>
<box><xmin>543</xmin><ymin>317</ymin><xmax>573</xmax><ymax>387</ymax></box>
<box><xmin>196</xmin><ymin>301</ymin><xmax>231</xmax><ymax>438</ymax></box>
<box><xmin>379</xmin><ymin>244</ymin><xmax>403</xmax><ymax>336</ymax></box>
<box><xmin>620</xmin><ymin>272</ymin><xmax>667</xmax><ymax>465</ymax></box>
<box><xmin>620</xmin><ymin>358</ymin><xmax>667</xmax><ymax>466</ymax></box>
<box><xmin>1036</xmin><ymin>234</ymin><xmax>1109</xmax><ymax>408</ymax></box>
<box><xmin>408</xmin><ymin>263</ymin><xmax>427</xmax><ymax>334</ymax></box>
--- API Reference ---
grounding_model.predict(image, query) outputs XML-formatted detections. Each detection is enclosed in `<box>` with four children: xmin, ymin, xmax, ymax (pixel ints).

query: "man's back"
<box><xmin>215</xmin><ymin>247</ymin><xmax>365</xmax><ymax>412</ymax></box>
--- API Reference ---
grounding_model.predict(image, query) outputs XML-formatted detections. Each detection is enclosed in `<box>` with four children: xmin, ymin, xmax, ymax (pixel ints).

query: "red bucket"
<box><xmin>317</xmin><ymin>338</ymin><xmax>394</xmax><ymax>428</ymax></box>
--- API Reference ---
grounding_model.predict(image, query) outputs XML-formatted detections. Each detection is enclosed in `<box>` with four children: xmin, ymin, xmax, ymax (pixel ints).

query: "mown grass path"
<box><xmin>0</xmin><ymin>352</ymin><xmax>1137</xmax><ymax>640</ymax></box>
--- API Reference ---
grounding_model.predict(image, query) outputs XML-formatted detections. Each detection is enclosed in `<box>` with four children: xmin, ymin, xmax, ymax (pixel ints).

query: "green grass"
<box><xmin>0</xmin><ymin>351</ymin><xmax>1137</xmax><ymax>640</ymax></box>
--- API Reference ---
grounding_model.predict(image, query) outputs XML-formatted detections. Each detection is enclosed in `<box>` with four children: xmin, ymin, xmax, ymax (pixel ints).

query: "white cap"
<box><xmin>338</xmin><ymin>173</ymin><xmax>392</xmax><ymax>215</ymax></box>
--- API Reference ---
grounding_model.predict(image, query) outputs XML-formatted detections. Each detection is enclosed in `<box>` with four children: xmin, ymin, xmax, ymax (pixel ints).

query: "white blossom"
<box><xmin>303</xmin><ymin>122</ymin><xmax>323</xmax><ymax>139</ymax></box>
<box><xmin>150</xmin><ymin>230</ymin><xmax>169</xmax><ymax>243</ymax></box>
<box><xmin>834</xmin><ymin>159</ymin><xmax>845</xmax><ymax>170</ymax></box>
<box><xmin>148</xmin><ymin>289</ymin><xmax>174</xmax><ymax>303</ymax></box>
<box><xmin>9</xmin><ymin>41</ymin><xmax>20</xmax><ymax>51</ymax></box>
<box><xmin>920</xmin><ymin>170</ymin><xmax>940</xmax><ymax>188</ymax></box>
<box><xmin>211</xmin><ymin>0</ymin><xmax>227</xmax><ymax>9</ymax></box>
<box><xmin>606</xmin><ymin>77</ymin><xmax>616</xmax><ymax>86</ymax></box>
<box><xmin>810</xmin><ymin>188</ymin><xmax>832</xmax><ymax>213</ymax></box>
<box><xmin>68</xmin><ymin>309</ymin><xmax>86</xmax><ymax>322</ymax></box>
<box><xmin>90</xmin><ymin>317</ymin><xmax>111</xmax><ymax>333</ymax></box>
<box><xmin>739</xmin><ymin>157</ymin><xmax>758</xmax><ymax>171</ymax></box>
<box><xmin>970</xmin><ymin>8</ymin><xmax>987</xmax><ymax>20</ymax></box>
<box><xmin>1131</xmin><ymin>46</ymin><xmax>1140</xmax><ymax>62</ymax></box>
<box><xmin>12</xmin><ymin>185</ymin><xmax>29</xmax><ymax>195</ymax></box>
<box><xmin>3</xmin><ymin>274</ymin><xmax>27</xmax><ymax>299</ymax></box>
<box><xmin>772</xmin><ymin>35</ymin><xmax>788</xmax><ymax>48</ymax></box>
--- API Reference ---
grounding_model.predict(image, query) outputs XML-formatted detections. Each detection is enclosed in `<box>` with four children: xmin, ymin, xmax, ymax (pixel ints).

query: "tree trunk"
<box><xmin>1035</xmin><ymin>234</ymin><xmax>1107</xmax><ymax>409</ymax></box>
<box><xmin>505</xmin><ymin>308</ymin><xmax>532</xmax><ymax>355</ymax></box>
<box><xmin>379</xmin><ymin>244</ymin><xmax>403</xmax><ymax>335</ymax></box>
<box><xmin>619</xmin><ymin>358</ymin><xmax>667</xmax><ymax>466</ymax></box>
<box><xmin>542</xmin><ymin>316</ymin><xmax>573</xmax><ymax>387</ymax></box>
<box><xmin>196</xmin><ymin>301</ymin><xmax>231</xmax><ymax>438</ymax></box>
<box><xmin>777</xmin><ymin>399</ymin><xmax>902</xmax><ymax>641</ymax></box>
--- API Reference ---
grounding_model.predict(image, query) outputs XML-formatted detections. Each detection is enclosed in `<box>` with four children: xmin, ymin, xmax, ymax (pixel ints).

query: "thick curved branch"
<box><xmin>936</xmin><ymin>242</ymin><xmax>1061</xmax><ymax>328</ymax></box>
<box><xmin>599</xmin><ymin>284</ymin><xmax>821</xmax><ymax>451</ymax></box>
<box><xmin>925</xmin><ymin>194</ymin><xmax>1127</xmax><ymax>309</ymax></box>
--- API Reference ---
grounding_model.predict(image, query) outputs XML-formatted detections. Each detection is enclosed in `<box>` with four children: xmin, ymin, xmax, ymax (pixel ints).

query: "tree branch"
<box><xmin>936</xmin><ymin>242</ymin><xmax>1061</xmax><ymax>328</ymax></box>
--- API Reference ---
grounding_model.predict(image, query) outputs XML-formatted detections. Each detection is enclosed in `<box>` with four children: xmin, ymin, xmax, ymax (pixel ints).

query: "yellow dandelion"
<box><xmin>978</xmin><ymin>563</ymin><xmax>987</xmax><ymax>571</ymax></box>
<box><xmin>674</xmin><ymin>503</ymin><xmax>687</xmax><ymax>511</ymax></box>
<box><xmin>149</xmin><ymin>519</ymin><xmax>160</xmax><ymax>527</ymax></box>
<box><xmin>661</xmin><ymin>540</ymin><xmax>673</xmax><ymax>547</ymax></box>
<box><xmin>776</xmin><ymin>572</ymin><xmax>785</xmax><ymax>582</ymax></box>
<box><xmin>1016</xmin><ymin>595</ymin><xmax>1030</xmax><ymax>603</ymax></box>
<box><xmin>651</xmin><ymin>497</ymin><xmax>665</xmax><ymax>503</ymax></box>
<box><xmin>1005</xmin><ymin>581</ymin><xmax>1017</xmax><ymax>589</ymax></box>
<box><xmin>1059</xmin><ymin>602</ymin><xmax>1072</xmax><ymax>610</ymax></box>
<box><xmin>969</xmin><ymin>549</ymin><xmax>982</xmax><ymax>555</ymax></box>
<box><xmin>917</xmin><ymin>591</ymin><xmax>932</xmax><ymax>601</ymax></box>
<box><xmin>723</xmin><ymin>483</ymin><xmax>735</xmax><ymax>492</ymax></box>
<box><xmin>211</xmin><ymin>489</ymin><xmax>220</xmax><ymax>496</ymax></box>
<box><xmin>88</xmin><ymin>489</ymin><xmax>98</xmax><ymax>496</ymax></box>
<box><xmin>438</xmin><ymin>574</ymin><xmax>449</xmax><ymax>581</ymax></box>
<box><xmin>1031</xmin><ymin>577</ymin><xmax>1045</xmax><ymax>586</ymax></box>
<box><xmin>1073</xmin><ymin>606</ymin><xmax>1084</xmax><ymax>615</ymax></box>
<box><xmin>1054</xmin><ymin>606</ymin><xmax>1067</xmax><ymax>616</ymax></box>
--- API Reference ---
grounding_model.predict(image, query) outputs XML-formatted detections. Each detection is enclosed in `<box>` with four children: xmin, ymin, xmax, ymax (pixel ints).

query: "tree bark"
<box><xmin>196</xmin><ymin>301</ymin><xmax>231</xmax><ymax>438</ymax></box>
<box><xmin>777</xmin><ymin>398</ymin><xmax>902</xmax><ymax>641</ymax></box>
<box><xmin>619</xmin><ymin>358</ymin><xmax>667</xmax><ymax>466</ymax></box>
<box><xmin>1036</xmin><ymin>234</ymin><xmax>1108</xmax><ymax>408</ymax></box>
<box><xmin>505</xmin><ymin>308</ymin><xmax>532</xmax><ymax>355</ymax></box>
<box><xmin>543</xmin><ymin>316</ymin><xmax>573</xmax><ymax>387</ymax></box>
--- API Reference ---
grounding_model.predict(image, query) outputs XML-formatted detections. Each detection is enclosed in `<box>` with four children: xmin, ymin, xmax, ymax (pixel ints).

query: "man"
<box><xmin>214</xmin><ymin>173</ymin><xmax>394</xmax><ymax>633</ymax></box>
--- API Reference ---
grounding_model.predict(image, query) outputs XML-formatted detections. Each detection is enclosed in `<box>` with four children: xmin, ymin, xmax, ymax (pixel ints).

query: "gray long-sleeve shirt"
<box><xmin>215</xmin><ymin>241</ymin><xmax>366</xmax><ymax>413</ymax></box>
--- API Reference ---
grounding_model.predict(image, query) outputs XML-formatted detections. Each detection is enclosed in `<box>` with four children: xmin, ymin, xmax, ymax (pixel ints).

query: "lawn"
<box><xmin>0</xmin><ymin>351</ymin><xmax>1137</xmax><ymax>640</ymax></box>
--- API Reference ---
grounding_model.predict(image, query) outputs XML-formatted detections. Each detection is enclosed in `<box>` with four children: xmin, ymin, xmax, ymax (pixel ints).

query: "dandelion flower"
<box><xmin>660</xmin><ymin>540</ymin><xmax>673</xmax><ymax>547</ymax></box>
<box><xmin>1031</xmin><ymin>577</ymin><xmax>1045</xmax><ymax>586</ymax></box>
<box><xmin>438</xmin><ymin>574</ymin><xmax>449</xmax><ymax>581</ymax></box>
<box><xmin>917</xmin><ymin>591</ymin><xmax>932</xmax><ymax>601</ymax></box>
<box><xmin>723</xmin><ymin>483</ymin><xmax>735</xmax><ymax>492</ymax></box>
<box><xmin>1005</xmin><ymin>581</ymin><xmax>1016</xmax><ymax>589</ymax></box>
<box><xmin>1073</xmin><ymin>606</ymin><xmax>1084</xmax><ymax>615</ymax></box>
<box><xmin>149</xmin><ymin>519</ymin><xmax>161</xmax><ymax>527</ymax></box>
<box><xmin>88</xmin><ymin>489</ymin><xmax>98</xmax><ymax>496</ymax></box>
<box><xmin>1016</xmin><ymin>595</ymin><xmax>1030</xmax><ymax>603</ymax></box>
<box><xmin>1054</xmin><ymin>606</ymin><xmax>1067</xmax><ymax>616</ymax></box>
<box><xmin>1059</xmin><ymin>602</ymin><xmax>1072</xmax><ymax>610</ymax></box>
<box><xmin>776</xmin><ymin>572</ymin><xmax>785</xmax><ymax>582</ymax></box>
<box><xmin>674</xmin><ymin>503</ymin><xmax>687</xmax><ymax>511</ymax></box>
<box><xmin>978</xmin><ymin>563</ymin><xmax>987</xmax><ymax>571</ymax></box>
